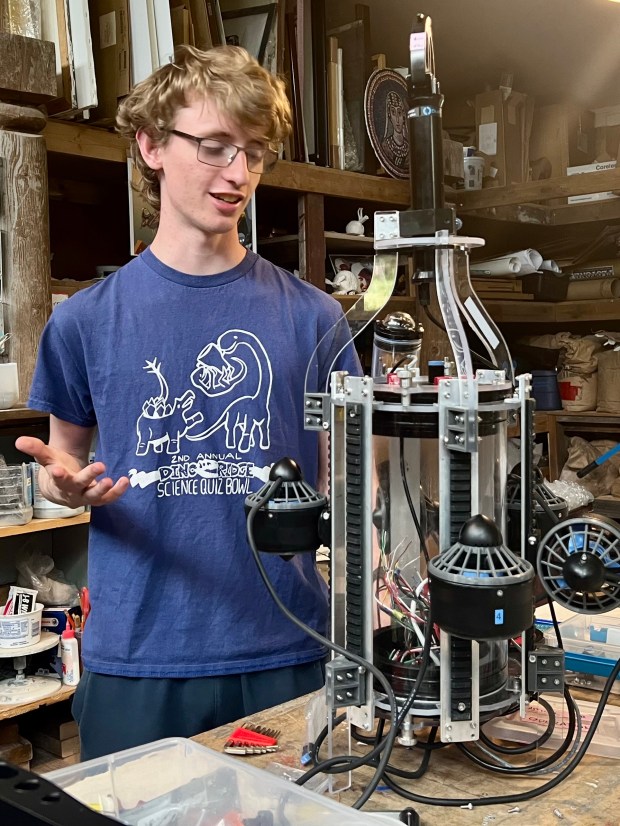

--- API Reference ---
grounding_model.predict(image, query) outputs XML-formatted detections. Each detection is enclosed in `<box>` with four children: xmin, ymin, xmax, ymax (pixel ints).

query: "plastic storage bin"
<box><xmin>46</xmin><ymin>737</ymin><xmax>381</xmax><ymax>825</ymax></box>
<box><xmin>482</xmin><ymin>693</ymin><xmax>620</xmax><ymax>759</ymax></box>
<box><xmin>0</xmin><ymin>463</ymin><xmax>33</xmax><ymax>526</ymax></box>
<box><xmin>544</xmin><ymin>612</ymin><xmax>620</xmax><ymax>680</ymax></box>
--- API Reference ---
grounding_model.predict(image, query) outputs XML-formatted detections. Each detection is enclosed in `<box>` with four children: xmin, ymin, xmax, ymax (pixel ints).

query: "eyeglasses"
<box><xmin>169</xmin><ymin>130</ymin><xmax>278</xmax><ymax>174</ymax></box>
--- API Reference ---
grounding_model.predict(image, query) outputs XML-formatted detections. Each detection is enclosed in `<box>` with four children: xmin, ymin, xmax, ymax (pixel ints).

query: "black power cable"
<box><xmin>246</xmin><ymin>480</ymin><xmax>399</xmax><ymax>809</ymax></box>
<box><xmin>458</xmin><ymin>686</ymin><xmax>576</xmax><ymax>774</ymax></box>
<box><xmin>399</xmin><ymin>437</ymin><xmax>430</xmax><ymax>565</ymax></box>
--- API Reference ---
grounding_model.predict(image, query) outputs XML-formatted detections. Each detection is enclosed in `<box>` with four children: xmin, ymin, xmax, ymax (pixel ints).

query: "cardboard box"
<box><xmin>530</xmin><ymin>103</ymin><xmax>594</xmax><ymax>178</ymax></box>
<box><xmin>89</xmin><ymin>0</ymin><xmax>130</xmax><ymax>125</ymax></box>
<box><xmin>475</xmin><ymin>89</ymin><xmax>533</xmax><ymax>187</ymax></box>
<box><xmin>51</xmin><ymin>278</ymin><xmax>101</xmax><ymax>310</ymax></box>
<box><xmin>442</xmin><ymin>137</ymin><xmax>465</xmax><ymax>180</ymax></box>
<box><xmin>566</xmin><ymin>160</ymin><xmax>618</xmax><ymax>204</ymax></box>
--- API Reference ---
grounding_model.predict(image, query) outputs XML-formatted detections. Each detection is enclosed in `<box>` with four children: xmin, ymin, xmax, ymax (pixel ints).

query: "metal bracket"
<box><xmin>303</xmin><ymin>392</ymin><xmax>330</xmax><ymax>431</ymax></box>
<box><xmin>527</xmin><ymin>647</ymin><xmax>565</xmax><ymax>693</ymax></box>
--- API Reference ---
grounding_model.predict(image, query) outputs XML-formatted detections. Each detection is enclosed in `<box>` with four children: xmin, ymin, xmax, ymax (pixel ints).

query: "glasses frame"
<box><xmin>168</xmin><ymin>129</ymin><xmax>278</xmax><ymax>174</ymax></box>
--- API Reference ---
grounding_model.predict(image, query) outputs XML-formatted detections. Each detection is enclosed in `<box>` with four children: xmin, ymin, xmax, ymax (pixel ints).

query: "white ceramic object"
<box><xmin>345</xmin><ymin>207</ymin><xmax>369</xmax><ymax>236</ymax></box>
<box><xmin>0</xmin><ymin>363</ymin><xmax>18</xmax><ymax>409</ymax></box>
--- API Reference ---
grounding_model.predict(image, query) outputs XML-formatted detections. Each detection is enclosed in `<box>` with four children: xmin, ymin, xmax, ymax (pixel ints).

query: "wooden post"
<box><xmin>298</xmin><ymin>192</ymin><xmax>325</xmax><ymax>288</ymax></box>
<box><xmin>0</xmin><ymin>104</ymin><xmax>52</xmax><ymax>404</ymax></box>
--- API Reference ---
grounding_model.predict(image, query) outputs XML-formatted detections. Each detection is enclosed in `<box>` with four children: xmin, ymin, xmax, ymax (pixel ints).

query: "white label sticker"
<box><xmin>409</xmin><ymin>32</ymin><xmax>426</xmax><ymax>51</ymax></box>
<box><xmin>100</xmin><ymin>11</ymin><xmax>117</xmax><ymax>49</ymax></box>
<box><xmin>478</xmin><ymin>122</ymin><xmax>498</xmax><ymax>156</ymax></box>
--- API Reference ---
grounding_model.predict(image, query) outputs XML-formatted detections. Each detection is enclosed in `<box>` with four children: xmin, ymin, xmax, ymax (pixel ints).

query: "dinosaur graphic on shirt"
<box><xmin>136</xmin><ymin>359</ymin><xmax>203</xmax><ymax>455</ymax></box>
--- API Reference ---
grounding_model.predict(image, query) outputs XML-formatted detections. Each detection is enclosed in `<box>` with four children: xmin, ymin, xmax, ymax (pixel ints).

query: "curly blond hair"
<box><xmin>117</xmin><ymin>45</ymin><xmax>291</xmax><ymax>216</ymax></box>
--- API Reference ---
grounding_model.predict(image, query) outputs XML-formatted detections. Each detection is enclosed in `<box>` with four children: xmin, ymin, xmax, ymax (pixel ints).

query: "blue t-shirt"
<box><xmin>29</xmin><ymin>249</ymin><xmax>361</xmax><ymax>677</ymax></box>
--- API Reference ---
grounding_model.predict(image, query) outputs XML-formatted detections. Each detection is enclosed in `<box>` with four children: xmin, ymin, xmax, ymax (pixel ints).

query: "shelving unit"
<box><xmin>0</xmin><ymin>513</ymin><xmax>90</xmax><ymax>540</ymax></box>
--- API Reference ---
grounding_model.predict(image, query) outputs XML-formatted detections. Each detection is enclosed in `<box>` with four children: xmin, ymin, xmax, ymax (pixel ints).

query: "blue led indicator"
<box><xmin>494</xmin><ymin>609</ymin><xmax>504</xmax><ymax>625</ymax></box>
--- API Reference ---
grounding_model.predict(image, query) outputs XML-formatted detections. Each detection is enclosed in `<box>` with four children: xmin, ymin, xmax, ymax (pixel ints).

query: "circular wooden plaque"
<box><xmin>364</xmin><ymin>69</ymin><xmax>410</xmax><ymax>179</ymax></box>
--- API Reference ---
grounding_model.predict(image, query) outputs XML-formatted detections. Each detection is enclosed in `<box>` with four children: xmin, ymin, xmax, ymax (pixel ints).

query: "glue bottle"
<box><xmin>61</xmin><ymin>628</ymin><xmax>81</xmax><ymax>686</ymax></box>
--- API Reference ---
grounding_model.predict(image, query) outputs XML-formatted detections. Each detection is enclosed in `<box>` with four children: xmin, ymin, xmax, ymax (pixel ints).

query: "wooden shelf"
<box><xmin>0</xmin><ymin>408</ymin><xmax>49</xmax><ymax>424</ymax></box>
<box><xmin>481</xmin><ymin>297</ymin><xmax>620</xmax><ymax>324</ymax></box>
<box><xmin>43</xmin><ymin>121</ymin><xmax>620</xmax><ymax>228</ymax></box>
<box><xmin>334</xmin><ymin>295</ymin><xmax>414</xmax><ymax>313</ymax></box>
<box><xmin>0</xmin><ymin>512</ymin><xmax>90</xmax><ymax>540</ymax></box>
<box><xmin>259</xmin><ymin>230</ymin><xmax>376</xmax><ymax>261</ymax></box>
<box><xmin>457</xmin><ymin>168</ymin><xmax>620</xmax><ymax>224</ymax></box>
<box><xmin>43</xmin><ymin>121</ymin><xmax>409</xmax><ymax>204</ymax></box>
<box><xmin>0</xmin><ymin>684</ymin><xmax>75</xmax><ymax>722</ymax></box>
<box><xmin>44</xmin><ymin>120</ymin><xmax>128</xmax><ymax>164</ymax></box>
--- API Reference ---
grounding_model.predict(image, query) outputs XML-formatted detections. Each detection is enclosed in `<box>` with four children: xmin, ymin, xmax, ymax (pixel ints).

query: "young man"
<box><xmin>16</xmin><ymin>46</ymin><xmax>360</xmax><ymax>760</ymax></box>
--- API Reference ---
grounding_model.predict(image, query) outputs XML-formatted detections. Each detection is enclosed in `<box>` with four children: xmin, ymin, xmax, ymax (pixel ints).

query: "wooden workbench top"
<box><xmin>194</xmin><ymin>691</ymin><xmax>619</xmax><ymax>826</ymax></box>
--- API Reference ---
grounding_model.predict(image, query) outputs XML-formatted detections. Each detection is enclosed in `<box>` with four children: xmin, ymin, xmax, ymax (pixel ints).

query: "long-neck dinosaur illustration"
<box><xmin>188</xmin><ymin>329</ymin><xmax>272</xmax><ymax>454</ymax></box>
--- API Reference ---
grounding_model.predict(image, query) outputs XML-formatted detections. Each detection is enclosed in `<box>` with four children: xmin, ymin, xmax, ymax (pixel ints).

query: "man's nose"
<box><xmin>224</xmin><ymin>149</ymin><xmax>251</xmax><ymax>183</ymax></box>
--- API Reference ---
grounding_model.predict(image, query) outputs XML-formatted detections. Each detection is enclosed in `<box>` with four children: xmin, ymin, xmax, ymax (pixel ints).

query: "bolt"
<box><xmin>457</xmin><ymin>703</ymin><xmax>466</xmax><ymax>712</ymax></box>
<box><xmin>336</xmin><ymin>694</ymin><xmax>343</xmax><ymax>702</ymax></box>
<box><xmin>528</xmin><ymin>536</ymin><xmax>537</xmax><ymax>545</ymax></box>
<box><xmin>346</xmin><ymin>692</ymin><xmax>353</xmax><ymax>698</ymax></box>
<box><xmin>554</xmin><ymin>661</ymin><xmax>561</xmax><ymax>668</ymax></box>
<box><xmin>337</xmin><ymin>674</ymin><xmax>343</xmax><ymax>681</ymax></box>
<box><xmin>497</xmin><ymin>590</ymin><xmax>504</xmax><ymax>597</ymax></box>
<box><xmin>541</xmin><ymin>677</ymin><xmax>547</xmax><ymax>684</ymax></box>
<box><xmin>542</xmin><ymin>659</ymin><xmax>548</xmax><ymax>666</ymax></box>
<box><xmin>529</xmin><ymin>654</ymin><xmax>536</xmax><ymax>663</ymax></box>
<box><xmin>322</xmin><ymin>422</ymin><xmax>329</xmax><ymax>430</ymax></box>
<box><xmin>446</xmin><ymin>725</ymin><xmax>452</xmax><ymax>731</ymax></box>
<box><xmin>554</xmin><ymin>679</ymin><xmax>560</xmax><ymax>686</ymax></box>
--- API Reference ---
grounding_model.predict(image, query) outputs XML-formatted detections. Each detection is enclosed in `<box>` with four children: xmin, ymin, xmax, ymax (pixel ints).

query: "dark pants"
<box><xmin>72</xmin><ymin>660</ymin><xmax>325</xmax><ymax>761</ymax></box>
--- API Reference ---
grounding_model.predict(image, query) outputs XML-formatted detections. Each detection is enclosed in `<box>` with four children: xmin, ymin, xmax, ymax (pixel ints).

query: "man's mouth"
<box><xmin>213</xmin><ymin>194</ymin><xmax>243</xmax><ymax>204</ymax></box>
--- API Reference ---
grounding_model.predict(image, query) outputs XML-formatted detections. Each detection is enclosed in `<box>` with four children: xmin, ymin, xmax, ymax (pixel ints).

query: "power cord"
<box><xmin>246</xmin><ymin>479</ymin><xmax>399</xmax><ymax>809</ymax></box>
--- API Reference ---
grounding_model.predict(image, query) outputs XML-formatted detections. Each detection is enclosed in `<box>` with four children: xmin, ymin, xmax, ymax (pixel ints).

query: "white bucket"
<box><xmin>463</xmin><ymin>156</ymin><xmax>485</xmax><ymax>190</ymax></box>
<box><xmin>0</xmin><ymin>602</ymin><xmax>43</xmax><ymax>648</ymax></box>
<box><xmin>30</xmin><ymin>463</ymin><xmax>85</xmax><ymax>519</ymax></box>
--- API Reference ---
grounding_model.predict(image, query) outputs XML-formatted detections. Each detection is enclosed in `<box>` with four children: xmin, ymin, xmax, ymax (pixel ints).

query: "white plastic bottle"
<box><xmin>61</xmin><ymin>628</ymin><xmax>81</xmax><ymax>686</ymax></box>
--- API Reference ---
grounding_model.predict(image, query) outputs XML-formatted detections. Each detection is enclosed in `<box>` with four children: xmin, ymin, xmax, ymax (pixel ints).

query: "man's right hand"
<box><xmin>15</xmin><ymin>436</ymin><xmax>129</xmax><ymax>508</ymax></box>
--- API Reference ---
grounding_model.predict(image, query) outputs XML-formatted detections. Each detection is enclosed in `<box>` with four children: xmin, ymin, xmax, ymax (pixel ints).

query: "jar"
<box><xmin>371</xmin><ymin>312</ymin><xmax>423</xmax><ymax>381</ymax></box>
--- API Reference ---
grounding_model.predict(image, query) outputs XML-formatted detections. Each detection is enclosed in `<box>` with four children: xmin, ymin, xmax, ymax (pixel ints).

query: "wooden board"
<box><xmin>0</xmin><ymin>33</ymin><xmax>56</xmax><ymax>104</ymax></box>
<box><xmin>0</xmin><ymin>130</ymin><xmax>52</xmax><ymax>404</ymax></box>
<box><xmin>27</xmin><ymin>732</ymin><xmax>80</xmax><ymax>758</ymax></box>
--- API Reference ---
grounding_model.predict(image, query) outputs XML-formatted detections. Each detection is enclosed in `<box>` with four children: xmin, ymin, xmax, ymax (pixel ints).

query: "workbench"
<box><xmin>194</xmin><ymin>689</ymin><xmax>619</xmax><ymax>826</ymax></box>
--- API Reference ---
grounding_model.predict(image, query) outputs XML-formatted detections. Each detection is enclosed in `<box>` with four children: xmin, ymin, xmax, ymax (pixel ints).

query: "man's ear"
<box><xmin>136</xmin><ymin>129</ymin><xmax>164</xmax><ymax>170</ymax></box>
